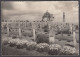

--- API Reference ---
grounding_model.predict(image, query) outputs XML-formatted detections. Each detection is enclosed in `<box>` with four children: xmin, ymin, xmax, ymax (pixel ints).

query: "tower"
<box><xmin>63</xmin><ymin>12</ymin><xmax>65</xmax><ymax>22</ymax></box>
<box><xmin>42</xmin><ymin>10</ymin><xmax>51</xmax><ymax>21</ymax></box>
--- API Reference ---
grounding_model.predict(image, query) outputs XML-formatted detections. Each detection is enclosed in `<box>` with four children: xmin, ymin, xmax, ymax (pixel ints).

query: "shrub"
<box><xmin>36</xmin><ymin>34</ymin><xmax>49</xmax><ymax>44</ymax></box>
<box><xmin>25</xmin><ymin>41</ymin><xmax>37</xmax><ymax>50</ymax></box>
<box><xmin>48</xmin><ymin>44</ymin><xmax>61</xmax><ymax>55</ymax></box>
<box><xmin>23</xmin><ymin>32</ymin><xmax>33</xmax><ymax>37</ymax></box>
<box><xmin>59</xmin><ymin>46</ymin><xmax>77</xmax><ymax>55</ymax></box>
<box><xmin>8</xmin><ymin>38</ymin><xmax>18</xmax><ymax>47</ymax></box>
<box><xmin>65</xmin><ymin>44</ymin><xmax>74</xmax><ymax>47</ymax></box>
<box><xmin>16</xmin><ymin>39</ymin><xmax>28</xmax><ymax>49</ymax></box>
<box><xmin>12</xmin><ymin>35</ymin><xmax>17</xmax><ymax>39</ymax></box>
<box><xmin>22</xmin><ymin>31</ymin><xmax>33</xmax><ymax>37</ymax></box>
<box><xmin>2</xmin><ymin>37</ymin><xmax>12</xmax><ymax>45</ymax></box>
<box><xmin>36</xmin><ymin>43</ymin><xmax>49</xmax><ymax>52</ymax></box>
<box><xmin>43</xmin><ymin>25</ymin><xmax>49</xmax><ymax>32</ymax></box>
<box><xmin>16</xmin><ymin>45</ymin><xmax>24</xmax><ymax>49</ymax></box>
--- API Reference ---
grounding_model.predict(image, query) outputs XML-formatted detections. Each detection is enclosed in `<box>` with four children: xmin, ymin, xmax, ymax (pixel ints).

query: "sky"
<box><xmin>1</xmin><ymin>1</ymin><xmax>79</xmax><ymax>23</ymax></box>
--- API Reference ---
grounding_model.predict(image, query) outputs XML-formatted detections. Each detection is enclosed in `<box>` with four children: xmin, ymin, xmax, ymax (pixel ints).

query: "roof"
<box><xmin>42</xmin><ymin>11</ymin><xmax>51</xmax><ymax>18</ymax></box>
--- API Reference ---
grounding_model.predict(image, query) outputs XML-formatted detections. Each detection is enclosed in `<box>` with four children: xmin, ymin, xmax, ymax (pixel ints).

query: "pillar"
<box><xmin>52</xmin><ymin>26</ymin><xmax>55</xmax><ymax>42</ymax></box>
<box><xmin>25</xmin><ymin>21</ymin><xmax>26</xmax><ymax>28</ymax></box>
<box><xmin>63</xmin><ymin>12</ymin><xmax>65</xmax><ymax>22</ymax></box>
<box><xmin>73</xmin><ymin>32</ymin><xmax>76</xmax><ymax>46</ymax></box>
<box><xmin>73</xmin><ymin>30</ymin><xmax>77</xmax><ymax>47</ymax></box>
<box><xmin>48</xmin><ymin>22</ymin><xmax>50</xmax><ymax>38</ymax></box>
<box><xmin>7</xmin><ymin>23</ymin><xmax>9</xmax><ymax>36</ymax></box>
<box><xmin>40</xmin><ymin>22</ymin><xmax>42</xmax><ymax>31</ymax></box>
<box><xmin>48</xmin><ymin>21</ymin><xmax>55</xmax><ymax>43</ymax></box>
<box><xmin>32</xmin><ymin>22</ymin><xmax>36</xmax><ymax>41</ymax></box>
<box><xmin>19</xmin><ymin>27</ymin><xmax>21</xmax><ymax>37</ymax></box>
<box><xmin>70</xmin><ymin>24</ymin><xmax>73</xmax><ymax>34</ymax></box>
<box><xmin>33</xmin><ymin>29</ymin><xmax>36</xmax><ymax>41</ymax></box>
<box><xmin>19</xmin><ymin>23</ymin><xmax>21</xmax><ymax>37</ymax></box>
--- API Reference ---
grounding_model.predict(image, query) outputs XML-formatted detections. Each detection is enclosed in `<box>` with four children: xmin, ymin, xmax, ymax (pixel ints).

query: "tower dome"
<box><xmin>42</xmin><ymin>10</ymin><xmax>54</xmax><ymax>21</ymax></box>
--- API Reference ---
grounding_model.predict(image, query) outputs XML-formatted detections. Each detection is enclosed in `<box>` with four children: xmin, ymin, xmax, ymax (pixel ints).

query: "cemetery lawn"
<box><xmin>55</xmin><ymin>33</ymin><xmax>79</xmax><ymax>50</ymax></box>
<box><xmin>1</xmin><ymin>32</ymin><xmax>79</xmax><ymax>55</ymax></box>
<box><xmin>2</xmin><ymin>44</ymin><xmax>50</xmax><ymax>56</ymax></box>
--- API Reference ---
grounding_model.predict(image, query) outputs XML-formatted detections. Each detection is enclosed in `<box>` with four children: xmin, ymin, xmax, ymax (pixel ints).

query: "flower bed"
<box><xmin>36</xmin><ymin>34</ymin><xmax>49</xmax><ymax>44</ymax></box>
<box><xmin>48</xmin><ymin>44</ymin><xmax>61</xmax><ymax>55</ymax></box>
<box><xmin>16</xmin><ymin>39</ymin><xmax>28</xmax><ymax>49</ymax></box>
<box><xmin>2</xmin><ymin>37</ymin><xmax>79</xmax><ymax>55</ymax></box>
<box><xmin>2</xmin><ymin>37</ymin><xmax>12</xmax><ymax>45</ymax></box>
<box><xmin>25</xmin><ymin>41</ymin><xmax>37</xmax><ymax>50</ymax></box>
<box><xmin>8</xmin><ymin>38</ymin><xmax>18</xmax><ymax>47</ymax></box>
<box><xmin>59</xmin><ymin>46</ymin><xmax>77</xmax><ymax>55</ymax></box>
<box><xmin>36</xmin><ymin>43</ymin><xmax>49</xmax><ymax>52</ymax></box>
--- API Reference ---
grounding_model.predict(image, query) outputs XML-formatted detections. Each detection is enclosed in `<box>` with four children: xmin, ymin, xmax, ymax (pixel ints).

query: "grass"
<box><xmin>2</xmin><ymin>44</ymin><xmax>50</xmax><ymax>56</ymax></box>
<box><xmin>54</xmin><ymin>39</ymin><xmax>79</xmax><ymax>50</ymax></box>
<box><xmin>1</xmin><ymin>32</ymin><xmax>79</xmax><ymax>55</ymax></box>
<box><xmin>2</xmin><ymin>41</ymin><xmax>79</xmax><ymax>56</ymax></box>
<box><xmin>55</xmin><ymin>33</ymin><xmax>79</xmax><ymax>43</ymax></box>
<box><xmin>54</xmin><ymin>33</ymin><xmax>79</xmax><ymax>50</ymax></box>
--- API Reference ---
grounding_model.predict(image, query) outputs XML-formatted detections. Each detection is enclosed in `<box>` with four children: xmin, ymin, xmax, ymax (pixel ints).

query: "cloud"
<box><xmin>1</xmin><ymin>1</ymin><xmax>13</xmax><ymax>10</ymax></box>
<box><xmin>1</xmin><ymin>1</ymin><xmax>79</xmax><ymax>23</ymax></box>
<box><xmin>2</xmin><ymin>1</ymin><xmax>78</xmax><ymax>14</ymax></box>
<box><xmin>12</xmin><ymin>2</ymin><xmax>28</xmax><ymax>11</ymax></box>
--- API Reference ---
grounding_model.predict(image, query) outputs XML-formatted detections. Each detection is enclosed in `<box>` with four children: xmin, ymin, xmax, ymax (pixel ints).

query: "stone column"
<box><xmin>19</xmin><ymin>27</ymin><xmax>21</xmax><ymax>37</ymax></box>
<box><xmin>25</xmin><ymin>21</ymin><xmax>26</xmax><ymax>28</ymax></box>
<box><xmin>70</xmin><ymin>24</ymin><xmax>73</xmax><ymax>34</ymax></box>
<box><xmin>61</xmin><ymin>24</ymin><xmax>63</xmax><ymax>36</ymax></box>
<box><xmin>33</xmin><ymin>29</ymin><xmax>36</xmax><ymax>41</ymax></box>
<box><xmin>19</xmin><ymin>22</ymin><xmax>21</xmax><ymax>37</ymax></box>
<box><xmin>52</xmin><ymin>26</ymin><xmax>55</xmax><ymax>42</ymax></box>
<box><xmin>73</xmin><ymin>27</ymin><xmax>77</xmax><ymax>47</ymax></box>
<box><xmin>48</xmin><ymin>22</ymin><xmax>50</xmax><ymax>38</ymax></box>
<box><xmin>7</xmin><ymin>22</ymin><xmax>9</xmax><ymax>36</ymax></box>
<box><xmin>32</xmin><ymin>22</ymin><xmax>36</xmax><ymax>41</ymax></box>
<box><xmin>40</xmin><ymin>22</ymin><xmax>42</xmax><ymax>31</ymax></box>
<box><xmin>48</xmin><ymin>21</ymin><xmax>55</xmax><ymax>43</ymax></box>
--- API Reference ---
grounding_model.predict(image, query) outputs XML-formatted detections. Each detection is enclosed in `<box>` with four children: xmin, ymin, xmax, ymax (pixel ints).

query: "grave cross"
<box><xmin>48</xmin><ymin>21</ymin><xmax>55</xmax><ymax>43</ymax></box>
<box><xmin>32</xmin><ymin>22</ymin><xmax>36</xmax><ymax>41</ymax></box>
<box><xmin>19</xmin><ymin>22</ymin><xmax>21</xmax><ymax>37</ymax></box>
<box><xmin>7</xmin><ymin>22</ymin><xmax>9</xmax><ymax>36</ymax></box>
<box><xmin>73</xmin><ymin>26</ymin><xmax>77</xmax><ymax>47</ymax></box>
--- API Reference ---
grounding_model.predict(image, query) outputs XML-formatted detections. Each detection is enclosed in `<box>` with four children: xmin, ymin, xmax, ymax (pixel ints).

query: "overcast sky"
<box><xmin>1</xmin><ymin>1</ymin><xmax>79</xmax><ymax>23</ymax></box>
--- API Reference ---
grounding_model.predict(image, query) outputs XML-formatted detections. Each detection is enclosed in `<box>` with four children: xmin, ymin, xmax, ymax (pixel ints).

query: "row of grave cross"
<box><xmin>2</xmin><ymin>21</ymin><xmax>77</xmax><ymax>47</ymax></box>
<box><xmin>3</xmin><ymin>21</ymin><xmax>53</xmax><ymax>29</ymax></box>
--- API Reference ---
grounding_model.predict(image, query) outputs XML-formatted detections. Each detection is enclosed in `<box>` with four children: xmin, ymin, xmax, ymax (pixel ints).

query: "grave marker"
<box><xmin>33</xmin><ymin>29</ymin><xmax>36</xmax><ymax>41</ymax></box>
<box><xmin>73</xmin><ymin>26</ymin><xmax>77</xmax><ymax>47</ymax></box>
<box><xmin>19</xmin><ymin>22</ymin><xmax>21</xmax><ymax>37</ymax></box>
<box><xmin>7</xmin><ymin>22</ymin><xmax>9</xmax><ymax>36</ymax></box>
<box><xmin>48</xmin><ymin>21</ymin><xmax>55</xmax><ymax>43</ymax></box>
<box><xmin>32</xmin><ymin>22</ymin><xmax>36</xmax><ymax>41</ymax></box>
